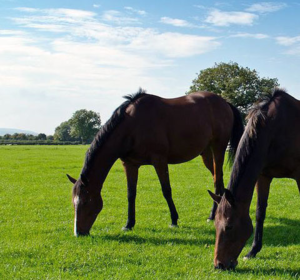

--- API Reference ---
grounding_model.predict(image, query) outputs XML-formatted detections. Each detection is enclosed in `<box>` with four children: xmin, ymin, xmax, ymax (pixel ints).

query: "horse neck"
<box><xmin>81</xmin><ymin>131</ymin><xmax>125</xmax><ymax>191</ymax></box>
<box><xmin>228</xmin><ymin>126</ymin><xmax>271</xmax><ymax>209</ymax></box>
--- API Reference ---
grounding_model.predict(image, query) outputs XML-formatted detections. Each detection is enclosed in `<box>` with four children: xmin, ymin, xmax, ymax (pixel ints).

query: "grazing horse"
<box><xmin>67</xmin><ymin>89</ymin><xmax>244</xmax><ymax>236</ymax></box>
<box><xmin>209</xmin><ymin>89</ymin><xmax>300</xmax><ymax>270</ymax></box>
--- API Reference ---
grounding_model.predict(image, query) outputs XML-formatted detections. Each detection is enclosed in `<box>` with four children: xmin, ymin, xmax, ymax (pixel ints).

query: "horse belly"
<box><xmin>166</xmin><ymin>129</ymin><xmax>211</xmax><ymax>164</ymax></box>
<box><xmin>264</xmin><ymin>154</ymin><xmax>300</xmax><ymax>178</ymax></box>
<box><xmin>125</xmin><ymin>128</ymin><xmax>210</xmax><ymax>165</ymax></box>
<box><xmin>264</xmin><ymin>132</ymin><xmax>300</xmax><ymax>178</ymax></box>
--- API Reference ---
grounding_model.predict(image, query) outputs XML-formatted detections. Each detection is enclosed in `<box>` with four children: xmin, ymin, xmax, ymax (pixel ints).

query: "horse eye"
<box><xmin>225</xmin><ymin>225</ymin><xmax>233</xmax><ymax>231</ymax></box>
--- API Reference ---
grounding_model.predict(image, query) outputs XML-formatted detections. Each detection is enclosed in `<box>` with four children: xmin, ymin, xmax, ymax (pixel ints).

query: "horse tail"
<box><xmin>227</xmin><ymin>103</ymin><xmax>244</xmax><ymax>166</ymax></box>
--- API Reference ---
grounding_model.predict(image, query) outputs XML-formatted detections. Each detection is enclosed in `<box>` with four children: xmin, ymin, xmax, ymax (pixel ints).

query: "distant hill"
<box><xmin>0</xmin><ymin>128</ymin><xmax>38</xmax><ymax>136</ymax></box>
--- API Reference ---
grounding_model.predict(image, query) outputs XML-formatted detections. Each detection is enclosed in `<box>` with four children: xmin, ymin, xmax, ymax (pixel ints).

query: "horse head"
<box><xmin>209</xmin><ymin>189</ymin><xmax>253</xmax><ymax>270</ymax></box>
<box><xmin>67</xmin><ymin>174</ymin><xmax>103</xmax><ymax>236</ymax></box>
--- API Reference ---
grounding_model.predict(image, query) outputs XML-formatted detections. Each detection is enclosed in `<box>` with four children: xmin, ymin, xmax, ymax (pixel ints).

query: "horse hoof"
<box><xmin>122</xmin><ymin>226</ymin><xmax>132</xmax><ymax>231</ymax></box>
<box><xmin>169</xmin><ymin>224</ymin><xmax>179</xmax><ymax>228</ymax></box>
<box><xmin>244</xmin><ymin>252</ymin><xmax>256</xmax><ymax>260</ymax></box>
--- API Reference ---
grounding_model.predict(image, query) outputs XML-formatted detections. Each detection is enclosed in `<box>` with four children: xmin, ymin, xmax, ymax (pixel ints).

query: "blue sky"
<box><xmin>0</xmin><ymin>0</ymin><xmax>299</xmax><ymax>134</ymax></box>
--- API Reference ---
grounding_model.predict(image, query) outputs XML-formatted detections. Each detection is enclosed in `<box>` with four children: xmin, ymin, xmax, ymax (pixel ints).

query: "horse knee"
<box><xmin>127</xmin><ymin>190</ymin><xmax>136</xmax><ymax>203</ymax></box>
<box><xmin>256</xmin><ymin>203</ymin><xmax>268</xmax><ymax>220</ymax></box>
<box><xmin>162</xmin><ymin>187</ymin><xmax>172</xmax><ymax>199</ymax></box>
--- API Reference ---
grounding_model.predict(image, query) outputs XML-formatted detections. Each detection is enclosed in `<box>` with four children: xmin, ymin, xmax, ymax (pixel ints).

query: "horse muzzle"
<box><xmin>74</xmin><ymin>230</ymin><xmax>90</xmax><ymax>237</ymax></box>
<box><xmin>215</xmin><ymin>260</ymin><xmax>238</xmax><ymax>270</ymax></box>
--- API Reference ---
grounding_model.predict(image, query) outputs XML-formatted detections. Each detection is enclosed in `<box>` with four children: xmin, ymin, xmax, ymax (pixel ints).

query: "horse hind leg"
<box><xmin>153</xmin><ymin>157</ymin><xmax>179</xmax><ymax>227</ymax></box>
<box><xmin>122</xmin><ymin>162</ymin><xmax>139</xmax><ymax>231</ymax></box>
<box><xmin>201</xmin><ymin>147</ymin><xmax>216</xmax><ymax>221</ymax></box>
<box><xmin>202</xmin><ymin>145</ymin><xmax>225</xmax><ymax>221</ymax></box>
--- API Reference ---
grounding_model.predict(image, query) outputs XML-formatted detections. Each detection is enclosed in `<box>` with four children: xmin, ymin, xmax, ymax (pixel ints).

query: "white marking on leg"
<box><xmin>73</xmin><ymin>195</ymin><xmax>80</xmax><ymax>236</ymax></box>
<box><xmin>74</xmin><ymin>213</ymin><xmax>77</xmax><ymax>236</ymax></box>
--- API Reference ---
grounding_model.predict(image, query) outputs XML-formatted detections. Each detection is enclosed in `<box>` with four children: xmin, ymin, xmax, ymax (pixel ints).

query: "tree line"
<box><xmin>1</xmin><ymin>109</ymin><xmax>101</xmax><ymax>145</ymax></box>
<box><xmin>1</xmin><ymin>62</ymin><xmax>279</xmax><ymax>145</ymax></box>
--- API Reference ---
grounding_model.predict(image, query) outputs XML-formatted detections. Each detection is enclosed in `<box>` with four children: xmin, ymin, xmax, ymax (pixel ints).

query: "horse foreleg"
<box><xmin>122</xmin><ymin>162</ymin><xmax>139</xmax><ymax>231</ymax></box>
<box><xmin>207</xmin><ymin>146</ymin><xmax>225</xmax><ymax>221</ymax></box>
<box><xmin>245</xmin><ymin>175</ymin><xmax>272</xmax><ymax>259</ymax></box>
<box><xmin>153</xmin><ymin>158</ymin><xmax>179</xmax><ymax>227</ymax></box>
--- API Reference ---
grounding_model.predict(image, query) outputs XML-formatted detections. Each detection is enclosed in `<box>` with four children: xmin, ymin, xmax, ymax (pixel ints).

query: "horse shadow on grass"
<box><xmin>93</xmin><ymin>216</ymin><xmax>300</xmax><ymax>277</ymax></box>
<box><xmin>91</xmin><ymin>215</ymin><xmax>300</xmax><ymax>248</ymax></box>
<box><xmin>235</xmin><ymin>267</ymin><xmax>300</xmax><ymax>279</ymax></box>
<box><xmin>254</xmin><ymin>216</ymin><xmax>300</xmax><ymax>247</ymax></box>
<box><xmin>232</xmin><ymin>216</ymin><xmax>300</xmax><ymax>278</ymax></box>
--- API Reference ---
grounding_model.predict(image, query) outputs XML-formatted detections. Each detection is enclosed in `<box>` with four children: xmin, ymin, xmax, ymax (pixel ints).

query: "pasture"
<box><xmin>1</xmin><ymin>146</ymin><xmax>300</xmax><ymax>279</ymax></box>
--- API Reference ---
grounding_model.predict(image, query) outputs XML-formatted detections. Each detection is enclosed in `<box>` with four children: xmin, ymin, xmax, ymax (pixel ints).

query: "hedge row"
<box><xmin>0</xmin><ymin>140</ymin><xmax>82</xmax><ymax>145</ymax></box>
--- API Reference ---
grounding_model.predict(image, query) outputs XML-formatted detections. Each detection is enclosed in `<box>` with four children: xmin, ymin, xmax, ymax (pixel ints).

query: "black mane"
<box><xmin>81</xmin><ymin>88</ymin><xmax>147</xmax><ymax>177</ymax></box>
<box><xmin>229</xmin><ymin>88</ymin><xmax>287</xmax><ymax>192</ymax></box>
<box><xmin>246</xmin><ymin>88</ymin><xmax>287</xmax><ymax>138</ymax></box>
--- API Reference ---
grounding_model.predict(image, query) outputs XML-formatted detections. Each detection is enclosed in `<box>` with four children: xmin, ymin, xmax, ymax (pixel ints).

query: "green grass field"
<box><xmin>1</xmin><ymin>146</ymin><xmax>300</xmax><ymax>279</ymax></box>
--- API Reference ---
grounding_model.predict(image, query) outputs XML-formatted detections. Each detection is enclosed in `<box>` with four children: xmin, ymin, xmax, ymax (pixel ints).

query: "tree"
<box><xmin>16</xmin><ymin>133</ymin><xmax>27</xmax><ymax>140</ymax></box>
<box><xmin>69</xmin><ymin>110</ymin><xmax>101</xmax><ymax>144</ymax></box>
<box><xmin>27</xmin><ymin>134</ymin><xmax>36</xmax><ymax>140</ymax></box>
<box><xmin>37</xmin><ymin>133</ymin><xmax>47</xmax><ymax>140</ymax></box>
<box><xmin>54</xmin><ymin>121</ymin><xmax>73</xmax><ymax>141</ymax></box>
<box><xmin>47</xmin><ymin>135</ymin><xmax>54</xmax><ymax>141</ymax></box>
<box><xmin>188</xmin><ymin>62</ymin><xmax>279</xmax><ymax>115</ymax></box>
<box><xmin>12</xmin><ymin>133</ymin><xmax>19</xmax><ymax>140</ymax></box>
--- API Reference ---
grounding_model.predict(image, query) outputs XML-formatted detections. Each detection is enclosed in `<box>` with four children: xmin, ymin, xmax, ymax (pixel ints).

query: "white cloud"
<box><xmin>160</xmin><ymin>17</ymin><xmax>195</xmax><ymax>28</ymax></box>
<box><xmin>11</xmin><ymin>7</ymin><xmax>220</xmax><ymax>58</ymax></box>
<box><xmin>102</xmin><ymin>10</ymin><xmax>140</xmax><ymax>25</ymax></box>
<box><xmin>0</xmin><ymin>29</ymin><xmax>27</xmax><ymax>35</ymax></box>
<box><xmin>284</xmin><ymin>46</ymin><xmax>300</xmax><ymax>56</ymax></box>
<box><xmin>124</xmin><ymin>6</ymin><xmax>147</xmax><ymax>16</ymax></box>
<box><xmin>276</xmin><ymin>36</ymin><xmax>300</xmax><ymax>46</ymax></box>
<box><xmin>246</xmin><ymin>2</ymin><xmax>287</xmax><ymax>14</ymax></box>
<box><xmin>129</xmin><ymin>32</ymin><xmax>220</xmax><ymax>58</ymax></box>
<box><xmin>0</xmin><ymin>8</ymin><xmax>222</xmax><ymax>133</ymax></box>
<box><xmin>16</xmin><ymin>7</ymin><xmax>96</xmax><ymax>18</ymax></box>
<box><xmin>214</xmin><ymin>2</ymin><xmax>233</xmax><ymax>8</ymax></box>
<box><xmin>0</xmin><ymin>34</ymin><xmax>164</xmax><ymax>133</ymax></box>
<box><xmin>275</xmin><ymin>36</ymin><xmax>300</xmax><ymax>56</ymax></box>
<box><xmin>230</xmin><ymin>33</ymin><xmax>269</xmax><ymax>39</ymax></box>
<box><xmin>0</xmin><ymin>37</ymin><xmax>50</xmax><ymax>58</ymax></box>
<box><xmin>93</xmin><ymin>4</ymin><xmax>101</xmax><ymax>8</ymax></box>
<box><xmin>205</xmin><ymin>9</ymin><xmax>258</xmax><ymax>26</ymax></box>
<box><xmin>49</xmin><ymin>8</ymin><xmax>96</xmax><ymax>18</ymax></box>
<box><xmin>194</xmin><ymin>5</ymin><xmax>207</xmax><ymax>9</ymax></box>
<box><xmin>15</xmin><ymin>7</ymin><xmax>39</xmax><ymax>13</ymax></box>
<box><xmin>273</xmin><ymin>35</ymin><xmax>300</xmax><ymax>57</ymax></box>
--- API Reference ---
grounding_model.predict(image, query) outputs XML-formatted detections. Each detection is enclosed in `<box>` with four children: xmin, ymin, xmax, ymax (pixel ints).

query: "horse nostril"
<box><xmin>215</xmin><ymin>262</ymin><xmax>225</xmax><ymax>270</ymax></box>
<box><xmin>228</xmin><ymin>263</ymin><xmax>235</xmax><ymax>270</ymax></box>
<box><xmin>229</xmin><ymin>260</ymin><xmax>238</xmax><ymax>270</ymax></box>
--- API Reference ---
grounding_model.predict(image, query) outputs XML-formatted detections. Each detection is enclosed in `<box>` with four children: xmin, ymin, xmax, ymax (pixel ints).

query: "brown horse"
<box><xmin>209</xmin><ymin>89</ymin><xmax>300</xmax><ymax>270</ymax></box>
<box><xmin>67</xmin><ymin>89</ymin><xmax>243</xmax><ymax>236</ymax></box>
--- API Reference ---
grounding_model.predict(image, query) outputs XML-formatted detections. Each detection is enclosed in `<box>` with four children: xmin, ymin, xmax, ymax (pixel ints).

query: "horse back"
<box><xmin>123</xmin><ymin>92</ymin><xmax>234</xmax><ymax>164</ymax></box>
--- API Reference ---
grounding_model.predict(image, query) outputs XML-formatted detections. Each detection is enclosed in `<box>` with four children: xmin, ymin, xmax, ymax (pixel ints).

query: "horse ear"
<box><xmin>208</xmin><ymin>190</ymin><xmax>222</xmax><ymax>204</ymax></box>
<box><xmin>67</xmin><ymin>174</ymin><xmax>77</xmax><ymax>184</ymax></box>
<box><xmin>224</xmin><ymin>189</ymin><xmax>235</xmax><ymax>206</ymax></box>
